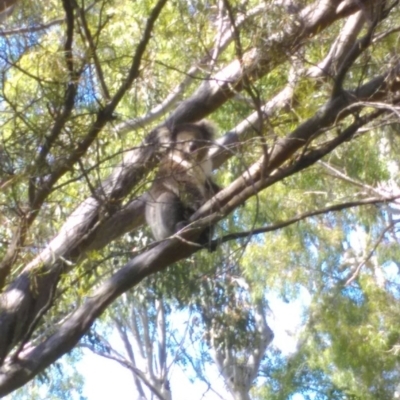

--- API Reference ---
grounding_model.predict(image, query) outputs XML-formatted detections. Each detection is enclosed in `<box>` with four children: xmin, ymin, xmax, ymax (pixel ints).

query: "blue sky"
<box><xmin>77</xmin><ymin>292</ymin><xmax>310</xmax><ymax>400</ymax></box>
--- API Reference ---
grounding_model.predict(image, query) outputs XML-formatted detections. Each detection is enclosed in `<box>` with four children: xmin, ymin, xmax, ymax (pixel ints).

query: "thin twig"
<box><xmin>345</xmin><ymin>221</ymin><xmax>397</xmax><ymax>286</ymax></box>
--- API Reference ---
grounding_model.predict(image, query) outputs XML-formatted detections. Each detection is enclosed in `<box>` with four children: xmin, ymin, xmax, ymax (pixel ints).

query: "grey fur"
<box><xmin>145</xmin><ymin>121</ymin><xmax>220</xmax><ymax>243</ymax></box>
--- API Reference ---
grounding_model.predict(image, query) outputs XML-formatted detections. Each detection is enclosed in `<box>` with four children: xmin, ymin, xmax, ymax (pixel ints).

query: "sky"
<box><xmin>77</xmin><ymin>291</ymin><xmax>311</xmax><ymax>400</ymax></box>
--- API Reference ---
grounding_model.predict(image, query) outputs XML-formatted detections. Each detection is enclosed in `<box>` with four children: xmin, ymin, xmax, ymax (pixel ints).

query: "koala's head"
<box><xmin>171</xmin><ymin>121</ymin><xmax>215</xmax><ymax>161</ymax></box>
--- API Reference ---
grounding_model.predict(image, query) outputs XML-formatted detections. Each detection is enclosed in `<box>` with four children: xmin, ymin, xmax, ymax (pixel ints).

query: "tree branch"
<box><xmin>0</xmin><ymin>0</ymin><xmax>382</xmax><ymax>388</ymax></box>
<box><xmin>215</xmin><ymin>195</ymin><xmax>400</xmax><ymax>245</ymax></box>
<box><xmin>0</xmin><ymin>0</ymin><xmax>168</xmax><ymax>367</ymax></box>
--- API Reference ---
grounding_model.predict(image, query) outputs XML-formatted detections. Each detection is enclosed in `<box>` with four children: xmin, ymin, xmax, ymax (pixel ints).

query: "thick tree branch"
<box><xmin>0</xmin><ymin>0</ymin><xmax>168</xmax><ymax>366</ymax></box>
<box><xmin>0</xmin><ymin>238</ymin><xmax>196</xmax><ymax>396</ymax></box>
<box><xmin>42</xmin><ymin>0</ymin><xmax>368</xmax><ymax>258</ymax></box>
<box><xmin>74</xmin><ymin>60</ymin><xmax>400</xmax><ymax>252</ymax></box>
<box><xmin>331</xmin><ymin>1</ymin><xmax>385</xmax><ymax>97</ymax></box>
<box><xmin>193</xmin><ymin>67</ymin><xmax>400</xmax><ymax>225</ymax></box>
<box><xmin>307</xmin><ymin>9</ymin><xmax>366</xmax><ymax>78</ymax></box>
<box><xmin>113</xmin><ymin>3</ymin><xmax>266</xmax><ymax>135</ymax></box>
<box><xmin>166</xmin><ymin>0</ymin><xmax>363</xmax><ymax>124</ymax></box>
<box><xmin>0</xmin><ymin>83</ymin><xmax>397</xmax><ymax>396</ymax></box>
<box><xmin>0</xmin><ymin>0</ymin><xmax>383</xmax><ymax>388</ymax></box>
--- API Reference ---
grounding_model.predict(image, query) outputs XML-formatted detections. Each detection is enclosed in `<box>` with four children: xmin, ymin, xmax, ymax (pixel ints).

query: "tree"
<box><xmin>1</xmin><ymin>0</ymin><xmax>400</xmax><ymax>398</ymax></box>
<box><xmin>0</xmin><ymin>0</ymin><xmax>17</xmax><ymax>21</ymax></box>
<box><xmin>83</xmin><ymin>254</ymin><xmax>273</xmax><ymax>400</ymax></box>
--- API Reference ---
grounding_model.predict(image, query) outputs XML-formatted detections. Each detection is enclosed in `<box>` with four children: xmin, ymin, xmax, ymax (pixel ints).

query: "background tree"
<box><xmin>1</xmin><ymin>0</ymin><xmax>400</xmax><ymax>398</ymax></box>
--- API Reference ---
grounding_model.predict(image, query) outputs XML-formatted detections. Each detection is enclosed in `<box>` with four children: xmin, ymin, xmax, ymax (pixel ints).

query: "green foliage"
<box><xmin>9</xmin><ymin>352</ymin><xmax>86</xmax><ymax>400</ymax></box>
<box><xmin>2</xmin><ymin>0</ymin><xmax>400</xmax><ymax>399</ymax></box>
<box><xmin>263</xmin><ymin>280</ymin><xmax>400</xmax><ymax>400</ymax></box>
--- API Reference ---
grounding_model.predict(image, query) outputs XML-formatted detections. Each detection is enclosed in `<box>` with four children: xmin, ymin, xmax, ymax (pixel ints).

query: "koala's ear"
<box><xmin>146</xmin><ymin>126</ymin><xmax>172</xmax><ymax>149</ymax></box>
<box><xmin>195</xmin><ymin>120</ymin><xmax>217</xmax><ymax>141</ymax></box>
<box><xmin>156</xmin><ymin>126</ymin><xmax>172</xmax><ymax>145</ymax></box>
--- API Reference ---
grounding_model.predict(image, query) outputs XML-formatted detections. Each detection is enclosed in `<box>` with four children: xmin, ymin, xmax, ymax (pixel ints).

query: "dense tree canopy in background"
<box><xmin>1</xmin><ymin>0</ymin><xmax>400</xmax><ymax>398</ymax></box>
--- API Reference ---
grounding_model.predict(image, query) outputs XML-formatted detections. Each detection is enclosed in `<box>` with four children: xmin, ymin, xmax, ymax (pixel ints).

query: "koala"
<box><xmin>145</xmin><ymin>120</ymin><xmax>220</xmax><ymax>246</ymax></box>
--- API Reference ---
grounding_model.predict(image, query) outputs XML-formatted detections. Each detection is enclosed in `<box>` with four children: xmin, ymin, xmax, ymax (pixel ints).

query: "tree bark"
<box><xmin>0</xmin><ymin>0</ymin><xmax>384</xmax><ymax>394</ymax></box>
